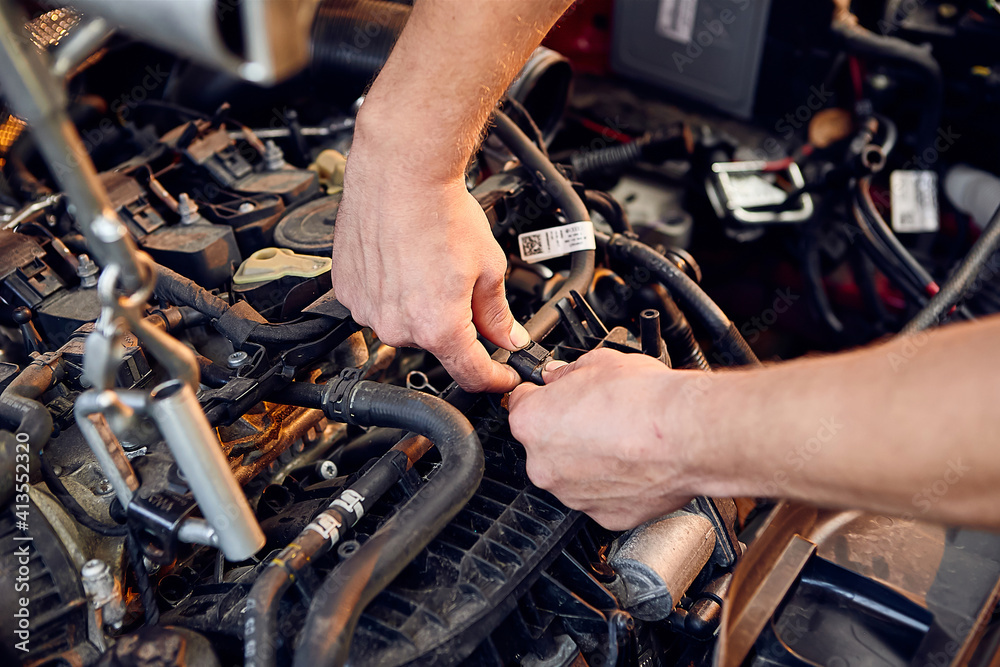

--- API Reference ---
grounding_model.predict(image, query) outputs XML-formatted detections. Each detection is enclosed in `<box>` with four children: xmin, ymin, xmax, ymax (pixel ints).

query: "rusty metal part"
<box><xmin>220</xmin><ymin>402</ymin><xmax>328</xmax><ymax>485</ymax></box>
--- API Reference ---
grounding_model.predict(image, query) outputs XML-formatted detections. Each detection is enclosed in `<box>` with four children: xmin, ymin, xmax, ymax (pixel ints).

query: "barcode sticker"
<box><xmin>656</xmin><ymin>0</ymin><xmax>698</xmax><ymax>44</ymax></box>
<box><xmin>518</xmin><ymin>221</ymin><xmax>596</xmax><ymax>264</ymax></box>
<box><xmin>891</xmin><ymin>171</ymin><xmax>939</xmax><ymax>234</ymax></box>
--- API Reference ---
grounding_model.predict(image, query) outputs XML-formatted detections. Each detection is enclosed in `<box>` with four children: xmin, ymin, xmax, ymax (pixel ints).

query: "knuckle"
<box><xmin>455</xmin><ymin>370</ymin><xmax>489</xmax><ymax>394</ymax></box>
<box><xmin>525</xmin><ymin>457</ymin><xmax>554</xmax><ymax>490</ymax></box>
<box><xmin>413</xmin><ymin>324</ymin><xmax>452</xmax><ymax>353</ymax></box>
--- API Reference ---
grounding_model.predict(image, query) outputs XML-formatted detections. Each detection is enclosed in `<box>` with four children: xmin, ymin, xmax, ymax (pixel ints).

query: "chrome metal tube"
<box><xmin>149</xmin><ymin>380</ymin><xmax>264</xmax><ymax>561</ymax></box>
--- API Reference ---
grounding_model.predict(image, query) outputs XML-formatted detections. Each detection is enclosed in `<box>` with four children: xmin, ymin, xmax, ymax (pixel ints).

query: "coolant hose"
<box><xmin>245</xmin><ymin>441</ymin><xmax>411</xmax><ymax>667</ymax></box>
<box><xmin>585</xmin><ymin>189</ymin><xmax>633</xmax><ymax>234</ymax></box>
<box><xmin>598</xmin><ymin>232</ymin><xmax>760</xmax><ymax>367</ymax></box>
<box><xmin>153</xmin><ymin>261</ymin><xmax>336</xmax><ymax>345</ymax></box>
<box><xmin>284</xmin><ymin>375</ymin><xmax>483</xmax><ymax>667</ymax></box>
<box><xmin>659</xmin><ymin>293</ymin><xmax>711</xmax><ymax>371</ymax></box>
<box><xmin>901</xmin><ymin>202</ymin><xmax>1000</xmax><ymax>334</ymax></box>
<box><xmin>0</xmin><ymin>356</ymin><xmax>64</xmax><ymax>447</ymax></box>
<box><xmin>153</xmin><ymin>262</ymin><xmax>228</xmax><ymax>319</ymax></box>
<box><xmin>493</xmin><ymin>111</ymin><xmax>596</xmax><ymax>341</ymax></box>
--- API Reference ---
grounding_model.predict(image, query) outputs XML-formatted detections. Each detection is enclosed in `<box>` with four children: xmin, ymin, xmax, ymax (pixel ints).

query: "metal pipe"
<box><xmin>149</xmin><ymin>380</ymin><xmax>264</xmax><ymax>561</ymax></box>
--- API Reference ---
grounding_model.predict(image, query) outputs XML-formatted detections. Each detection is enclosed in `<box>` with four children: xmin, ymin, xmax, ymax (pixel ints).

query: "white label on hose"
<box><xmin>656</xmin><ymin>0</ymin><xmax>698</xmax><ymax>44</ymax></box>
<box><xmin>518</xmin><ymin>221</ymin><xmax>596</xmax><ymax>264</ymax></box>
<box><xmin>891</xmin><ymin>171</ymin><xmax>939</xmax><ymax>234</ymax></box>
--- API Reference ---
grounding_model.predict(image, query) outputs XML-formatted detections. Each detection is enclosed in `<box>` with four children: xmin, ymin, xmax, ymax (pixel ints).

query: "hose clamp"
<box><xmin>322</xmin><ymin>368</ymin><xmax>364</xmax><ymax>424</ymax></box>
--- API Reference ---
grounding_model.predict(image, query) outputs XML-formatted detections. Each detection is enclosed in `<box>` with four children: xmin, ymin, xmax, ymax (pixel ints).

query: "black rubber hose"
<box><xmin>658</xmin><ymin>292</ymin><xmax>711</xmax><ymax>371</ymax></box>
<box><xmin>310</xmin><ymin>0</ymin><xmax>410</xmax><ymax>82</ymax></box>
<box><xmin>153</xmin><ymin>261</ymin><xmax>337</xmax><ymax>345</ymax></box>
<box><xmin>492</xmin><ymin>111</ymin><xmax>596</xmax><ymax>341</ymax></box>
<box><xmin>0</xmin><ymin>357</ymin><xmax>63</xmax><ymax>447</ymax></box>
<box><xmin>153</xmin><ymin>262</ymin><xmax>228</xmax><ymax>319</ymax></box>
<box><xmin>245</xmin><ymin>445</ymin><xmax>410</xmax><ymax>667</ymax></box>
<box><xmin>850</xmin><ymin>197</ymin><xmax>930</xmax><ymax>306</ymax></box>
<box><xmin>585</xmin><ymin>189</ymin><xmax>633</xmax><ymax>234</ymax></box>
<box><xmin>246</xmin><ymin>318</ymin><xmax>335</xmax><ymax>344</ymax></box>
<box><xmin>833</xmin><ymin>21</ymin><xmax>943</xmax><ymax>155</ymax></box>
<box><xmin>902</xmin><ymin>203</ymin><xmax>1000</xmax><ymax>334</ymax></box>
<box><xmin>570</xmin><ymin>124</ymin><xmax>691</xmax><ymax>181</ymax></box>
<box><xmin>598</xmin><ymin>232</ymin><xmax>760</xmax><ymax>367</ymax></box>
<box><xmin>857</xmin><ymin>177</ymin><xmax>939</xmax><ymax>298</ymax></box>
<box><xmin>289</xmin><ymin>380</ymin><xmax>483</xmax><ymax>667</ymax></box>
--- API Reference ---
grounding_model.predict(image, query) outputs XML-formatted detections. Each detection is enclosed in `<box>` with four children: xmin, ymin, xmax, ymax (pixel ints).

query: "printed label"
<box><xmin>891</xmin><ymin>171</ymin><xmax>939</xmax><ymax>234</ymax></box>
<box><xmin>518</xmin><ymin>221</ymin><xmax>596</xmax><ymax>264</ymax></box>
<box><xmin>656</xmin><ymin>0</ymin><xmax>698</xmax><ymax>44</ymax></box>
<box><xmin>725</xmin><ymin>174</ymin><xmax>789</xmax><ymax>208</ymax></box>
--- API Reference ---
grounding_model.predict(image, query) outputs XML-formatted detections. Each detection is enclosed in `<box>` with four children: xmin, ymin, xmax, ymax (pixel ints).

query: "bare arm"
<box><xmin>508</xmin><ymin>316</ymin><xmax>1000</xmax><ymax>530</ymax></box>
<box><xmin>333</xmin><ymin>0</ymin><xmax>574</xmax><ymax>392</ymax></box>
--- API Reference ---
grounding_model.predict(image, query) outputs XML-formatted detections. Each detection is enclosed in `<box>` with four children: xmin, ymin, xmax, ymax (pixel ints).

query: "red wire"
<box><xmin>575</xmin><ymin>116</ymin><xmax>634</xmax><ymax>144</ymax></box>
<box><xmin>848</xmin><ymin>56</ymin><xmax>865</xmax><ymax>101</ymax></box>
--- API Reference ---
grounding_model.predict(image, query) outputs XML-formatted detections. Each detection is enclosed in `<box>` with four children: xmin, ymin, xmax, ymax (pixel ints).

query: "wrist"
<box><xmin>666</xmin><ymin>369</ymin><xmax>768</xmax><ymax>499</ymax></box>
<box><xmin>352</xmin><ymin>95</ymin><xmax>476</xmax><ymax>186</ymax></box>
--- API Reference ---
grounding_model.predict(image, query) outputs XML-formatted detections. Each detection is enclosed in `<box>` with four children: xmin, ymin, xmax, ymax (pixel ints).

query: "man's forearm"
<box><xmin>694</xmin><ymin>317</ymin><xmax>1000</xmax><ymax>527</ymax></box>
<box><xmin>355</xmin><ymin>0</ymin><xmax>573</xmax><ymax>183</ymax></box>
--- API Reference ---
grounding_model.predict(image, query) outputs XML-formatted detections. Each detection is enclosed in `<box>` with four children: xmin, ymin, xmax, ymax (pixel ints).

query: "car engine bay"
<box><xmin>2</xmin><ymin>1</ymin><xmax>1000</xmax><ymax>666</ymax></box>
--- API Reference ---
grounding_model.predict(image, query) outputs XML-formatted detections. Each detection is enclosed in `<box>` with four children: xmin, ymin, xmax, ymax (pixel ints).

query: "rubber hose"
<box><xmin>292</xmin><ymin>381</ymin><xmax>483</xmax><ymax>667</ymax></box>
<box><xmin>599</xmin><ymin>232</ymin><xmax>760</xmax><ymax>367</ymax></box>
<box><xmin>0</xmin><ymin>358</ymin><xmax>63</xmax><ymax>447</ymax></box>
<box><xmin>659</xmin><ymin>293</ymin><xmax>711</xmax><ymax>371</ymax></box>
<box><xmin>245</xmin><ymin>445</ymin><xmax>410</xmax><ymax>667</ymax></box>
<box><xmin>585</xmin><ymin>189</ymin><xmax>633</xmax><ymax>234</ymax></box>
<box><xmin>153</xmin><ymin>262</ymin><xmax>229</xmax><ymax>319</ymax></box>
<box><xmin>492</xmin><ymin>111</ymin><xmax>595</xmax><ymax>341</ymax></box>
<box><xmin>154</xmin><ymin>261</ymin><xmax>336</xmax><ymax>345</ymax></box>
<box><xmin>902</xmin><ymin>202</ymin><xmax>1000</xmax><ymax>333</ymax></box>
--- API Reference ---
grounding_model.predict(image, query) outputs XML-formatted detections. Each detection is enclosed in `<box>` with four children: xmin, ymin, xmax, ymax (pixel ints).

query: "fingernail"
<box><xmin>544</xmin><ymin>360</ymin><xmax>568</xmax><ymax>373</ymax></box>
<box><xmin>510</xmin><ymin>322</ymin><xmax>531</xmax><ymax>349</ymax></box>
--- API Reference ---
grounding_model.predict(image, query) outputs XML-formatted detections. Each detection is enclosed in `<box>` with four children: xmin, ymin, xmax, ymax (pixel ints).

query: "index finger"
<box><xmin>429</xmin><ymin>320</ymin><xmax>521</xmax><ymax>393</ymax></box>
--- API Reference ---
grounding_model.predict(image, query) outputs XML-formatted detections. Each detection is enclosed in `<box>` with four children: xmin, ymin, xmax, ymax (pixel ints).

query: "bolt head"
<box><xmin>227</xmin><ymin>351</ymin><xmax>249</xmax><ymax>368</ymax></box>
<box><xmin>319</xmin><ymin>461</ymin><xmax>338</xmax><ymax>479</ymax></box>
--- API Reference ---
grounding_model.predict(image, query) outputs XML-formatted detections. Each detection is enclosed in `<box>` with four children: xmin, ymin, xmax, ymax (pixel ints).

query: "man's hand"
<box><xmin>332</xmin><ymin>144</ymin><xmax>526</xmax><ymax>393</ymax></box>
<box><xmin>327</xmin><ymin>0</ymin><xmax>572</xmax><ymax>393</ymax></box>
<box><xmin>508</xmin><ymin>349</ymin><xmax>710</xmax><ymax>530</ymax></box>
